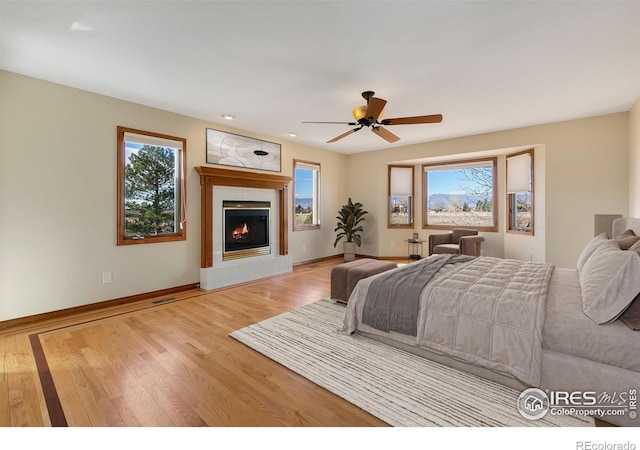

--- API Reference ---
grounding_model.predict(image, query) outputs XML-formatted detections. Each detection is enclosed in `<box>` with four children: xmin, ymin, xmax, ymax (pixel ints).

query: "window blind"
<box><xmin>506</xmin><ymin>152</ymin><xmax>531</xmax><ymax>193</ymax></box>
<box><xmin>390</xmin><ymin>166</ymin><xmax>413</xmax><ymax>195</ymax></box>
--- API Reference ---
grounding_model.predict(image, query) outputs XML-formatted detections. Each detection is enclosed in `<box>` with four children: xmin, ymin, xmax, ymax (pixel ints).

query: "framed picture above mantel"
<box><xmin>206</xmin><ymin>128</ymin><xmax>281</xmax><ymax>173</ymax></box>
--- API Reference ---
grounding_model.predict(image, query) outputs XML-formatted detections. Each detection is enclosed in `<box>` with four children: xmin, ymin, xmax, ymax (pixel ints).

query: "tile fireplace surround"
<box><xmin>195</xmin><ymin>166</ymin><xmax>293</xmax><ymax>290</ymax></box>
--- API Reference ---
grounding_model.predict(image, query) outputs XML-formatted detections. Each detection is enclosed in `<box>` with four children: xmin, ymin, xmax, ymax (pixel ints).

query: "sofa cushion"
<box><xmin>432</xmin><ymin>244</ymin><xmax>462</xmax><ymax>255</ymax></box>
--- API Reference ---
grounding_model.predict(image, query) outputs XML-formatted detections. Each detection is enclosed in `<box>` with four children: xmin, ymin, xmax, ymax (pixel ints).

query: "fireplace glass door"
<box><xmin>223</xmin><ymin>201</ymin><xmax>271</xmax><ymax>260</ymax></box>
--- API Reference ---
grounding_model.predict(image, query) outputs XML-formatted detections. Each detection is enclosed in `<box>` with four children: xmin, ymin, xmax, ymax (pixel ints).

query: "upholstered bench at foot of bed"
<box><xmin>331</xmin><ymin>259</ymin><xmax>398</xmax><ymax>303</ymax></box>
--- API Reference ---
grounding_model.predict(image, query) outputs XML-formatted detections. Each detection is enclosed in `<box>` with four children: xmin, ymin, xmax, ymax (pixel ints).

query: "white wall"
<box><xmin>346</xmin><ymin>113</ymin><xmax>629</xmax><ymax>269</ymax></box>
<box><xmin>288</xmin><ymin>143</ymin><xmax>348</xmax><ymax>263</ymax></box>
<box><xmin>0</xmin><ymin>69</ymin><xmax>633</xmax><ymax>321</ymax></box>
<box><xmin>0</xmin><ymin>70</ymin><xmax>345</xmax><ymax>321</ymax></box>
<box><xmin>503</xmin><ymin>145</ymin><xmax>546</xmax><ymax>262</ymax></box>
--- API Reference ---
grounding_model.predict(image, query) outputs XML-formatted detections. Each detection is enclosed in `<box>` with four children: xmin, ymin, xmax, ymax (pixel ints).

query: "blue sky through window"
<box><xmin>427</xmin><ymin>168</ymin><xmax>490</xmax><ymax>195</ymax></box>
<box><xmin>125</xmin><ymin>142</ymin><xmax>142</xmax><ymax>163</ymax></box>
<box><xmin>295</xmin><ymin>168</ymin><xmax>313</xmax><ymax>198</ymax></box>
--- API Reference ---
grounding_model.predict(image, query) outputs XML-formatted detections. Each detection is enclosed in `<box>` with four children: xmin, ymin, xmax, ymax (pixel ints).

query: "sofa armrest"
<box><xmin>459</xmin><ymin>235</ymin><xmax>485</xmax><ymax>256</ymax></box>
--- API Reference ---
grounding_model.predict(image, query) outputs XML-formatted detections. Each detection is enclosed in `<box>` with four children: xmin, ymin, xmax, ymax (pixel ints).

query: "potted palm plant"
<box><xmin>334</xmin><ymin>197</ymin><xmax>368</xmax><ymax>262</ymax></box>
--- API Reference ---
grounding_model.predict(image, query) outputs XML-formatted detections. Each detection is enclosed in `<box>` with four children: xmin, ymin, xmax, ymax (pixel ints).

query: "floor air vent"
<box><xmin>151</xmin><ymin>297</ymin><xmax>177</xmax><ymax>305</ymax></box>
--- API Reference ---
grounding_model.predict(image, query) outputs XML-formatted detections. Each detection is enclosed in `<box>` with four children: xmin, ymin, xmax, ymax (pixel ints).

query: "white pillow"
<box><xmin>580</xmin><ymin>240</ymin><xmax>640</xmax><ymax>324</ymax></box>
<box><xmin>576</xmin><ymin>232</ymin><xmax>610</xmax><ymax>274</ymax></box>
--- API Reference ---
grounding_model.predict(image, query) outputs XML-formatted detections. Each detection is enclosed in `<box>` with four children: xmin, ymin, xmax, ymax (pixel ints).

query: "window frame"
<box><xmin>422</xmin><ymin>157</ymin><xmax>498</xmax><ymax>232</ymax></box>
<box><xmin>506</xmin><ymin>148</ymin><xmax>534</xmax><ymax>236</ymax></box>
<box><xmin>116</xmin><ymin>126</ymin><xmax>187</xmax><ymax>246</ymax></box>
<box><xmin>388</xmin><ymin>165</ymin><xmax>415</xmax><ymax>229</ymax></box>
<box><xmin>292</xmin><ymin>159</ymin><xmax>321</xmax><ymax>231</ymax></box>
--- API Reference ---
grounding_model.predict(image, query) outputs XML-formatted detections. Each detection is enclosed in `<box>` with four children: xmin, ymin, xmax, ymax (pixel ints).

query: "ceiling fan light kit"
<box><xmin>352</xmin><ymin>104</ymin><xmax>368</xmax><ymax>121</ymax></box>
<box><xmin>303</xmin><ymin>91</ymin><xmax>443</xmax><ymax>144</ymax></box>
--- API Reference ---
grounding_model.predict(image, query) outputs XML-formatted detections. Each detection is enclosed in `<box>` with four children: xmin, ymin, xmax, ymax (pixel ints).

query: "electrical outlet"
<box><xmin>102</xmin><ymin>271</ymin><xmax>112</xmax><ymax>284</ymax></box>
<box><xmin>390</xmin><ymin>241</ymin><xmax>395</xmax><ymax>248</ymax></box>
<box><xmin>302</xmin><ymin>244</ymin><xmax>307</xmax><ymax>252</ymax></box>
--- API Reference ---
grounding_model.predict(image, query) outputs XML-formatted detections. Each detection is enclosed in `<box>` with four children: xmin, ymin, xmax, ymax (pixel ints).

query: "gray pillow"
<box><xmin>580</xmin><ymin>240</ymin><xmax>640</xmax><ymax>324</ymax></box>
<box><xmin>615</xmin><ymin>229</ymin><xmax>640</xmax><ymax>250</ymax></box>
<box><xmin>576</xmin><ymin>232</ymin><xmax>609</xmax><ymax>274</ymax></box>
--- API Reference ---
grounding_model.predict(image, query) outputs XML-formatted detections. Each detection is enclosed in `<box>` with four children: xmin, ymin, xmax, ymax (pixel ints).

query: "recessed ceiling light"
<box><xmin>70</xmin><ymin>21</ymin><xmax>94</xmax><ymax>32</ymax></box>
<box><xmin>287</xmin><ymin>132</ymin><xmax>298</xmax><ymax>137</ymax></box>
<box><xmin>222</xmin><ymin>114</ymin><xmax>235</xmax><ymax>120</ymax></box>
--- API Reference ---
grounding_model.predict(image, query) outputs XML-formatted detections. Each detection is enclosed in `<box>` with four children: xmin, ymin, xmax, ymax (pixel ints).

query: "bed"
<box><xmin>341</xmin><ymin>217</ymin><xmax>640</xmax><ymax>426</ymax></box>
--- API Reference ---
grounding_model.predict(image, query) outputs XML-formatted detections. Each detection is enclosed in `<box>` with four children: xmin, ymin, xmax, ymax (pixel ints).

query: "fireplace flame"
<box><xmin>232</xmin><ymin>223</ymin><xmax>250</xmax><ymax>240</ymax></box>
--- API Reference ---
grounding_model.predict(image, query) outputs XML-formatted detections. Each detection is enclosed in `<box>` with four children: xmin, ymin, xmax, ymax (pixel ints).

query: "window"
<box><xmin>293</xmin><ymin>159</ymin><xmax>320</xmax><ymax>230</ymax></box>
<box><xmin>117</xmin><ymin>126</ymin><xmax>186</xmax><ymax>245</ymax></box>
<box><xmin>506</xmin><ymin>149</ymin><xmax>534</xmax><ymax>235</ymax></box>
<box><xmin>388</xmin><ymin>165</ymin><xmax>414</xmax><ymax>228</ymax></box>
<box><xmin>422</xmin><ymin>157</ymin><xmax>498</xmax><ymax>231</ymax></box>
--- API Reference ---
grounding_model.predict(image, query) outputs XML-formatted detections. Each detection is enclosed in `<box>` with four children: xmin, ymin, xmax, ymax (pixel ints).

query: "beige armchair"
<box><xmin>428</xmin><ymin>229</ymin><xmax>484</xmax><ymax>257</ymax></box>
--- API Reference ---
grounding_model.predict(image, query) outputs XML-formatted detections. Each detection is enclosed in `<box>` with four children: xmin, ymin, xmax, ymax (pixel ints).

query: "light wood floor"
<box><xmin>0</xmin><ymin>256</ymin><xmax>612</xmax><ymax>428</ymax></box>
<box><xmin>0</xmin><ymin>257</ymin><xmax>393</xmax><ymax>427</ymax></box>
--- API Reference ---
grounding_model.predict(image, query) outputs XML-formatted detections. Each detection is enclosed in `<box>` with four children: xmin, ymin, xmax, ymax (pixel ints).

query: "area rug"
<box><xmin>230</xmin><ymin>298</ymin><xmax>594</xmax><ymax>427</ymax></box>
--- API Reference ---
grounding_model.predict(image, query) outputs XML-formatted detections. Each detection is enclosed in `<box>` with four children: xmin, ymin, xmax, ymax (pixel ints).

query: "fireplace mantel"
<box><xmin>195</xmin><ymin>166</ymin><xmax>292</xmax><ymax>268</ymax></box>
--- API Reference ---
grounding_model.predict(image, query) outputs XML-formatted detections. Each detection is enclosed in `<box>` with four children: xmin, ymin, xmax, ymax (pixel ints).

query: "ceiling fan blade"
<box><xmin>381</xmin><ymin>114</ymin><xmax>443</xmax><ymax>125</ymax></box>
<box><xmin>371</xmin><ymin>126</ymin><xmax>400</xmax><ymax>143</ymax></box>
<box><xmin>365</xmin><ymin>97</ymin><xmax>387</xmax><ymax>120</ymax></box>
<box><xmin>302</xmin><ymin>121</ymin><xmax>358</xmax><ymax>125</ymax></box>
<box><xmin>327</xmin><ymin>127</ymin><xmax>362</xmax><ymax>143</ymax></box>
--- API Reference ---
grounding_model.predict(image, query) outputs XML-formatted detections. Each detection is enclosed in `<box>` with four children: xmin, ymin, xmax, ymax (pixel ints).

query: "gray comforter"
<box><xmin>362</xmin><ymin>254</ymin><xmax>474</xmax><ymax>336</ymax></box>
<box><xmin>342</xmin><ymin>256</ymin><xmax>554</xmax><ymax>387</ymax></box>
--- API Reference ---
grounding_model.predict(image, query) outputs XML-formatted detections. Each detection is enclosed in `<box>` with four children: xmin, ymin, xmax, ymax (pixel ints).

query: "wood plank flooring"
<box><xmin>0</xmin><ymin>257</ymin><xmax>390</xmax><ymax>427</ymax></box>
<box><xmin>0</xmin><ymin>256</ymin><xmax>613</xmax><ymax>428</ymax></box>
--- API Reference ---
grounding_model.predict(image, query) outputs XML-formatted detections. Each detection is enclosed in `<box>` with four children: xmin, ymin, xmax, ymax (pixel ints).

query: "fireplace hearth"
<box><xmin>223</xmin><ymin>201</ymin><xmax>270</xmax><ymax>260</ymax></box>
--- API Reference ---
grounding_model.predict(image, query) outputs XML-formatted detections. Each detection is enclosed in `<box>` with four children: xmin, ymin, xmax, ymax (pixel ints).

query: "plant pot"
<box><xmin>343</xmin><ymin>241</ymin><xmax>357</xmax><ymax>262</ymax></box>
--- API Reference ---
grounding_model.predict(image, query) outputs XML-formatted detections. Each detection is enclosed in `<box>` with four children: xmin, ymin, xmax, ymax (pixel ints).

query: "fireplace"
<box><xmin>223</xmin><ymin>201</ymin><xmax>270</xmax><ymax>260</ymax></box>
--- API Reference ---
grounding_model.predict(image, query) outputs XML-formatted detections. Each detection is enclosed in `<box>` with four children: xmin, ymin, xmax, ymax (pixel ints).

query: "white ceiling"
<box><xmin>1</xmin><ymin>1</ymin><xmax>639</xmax><ymax>154</ymax></box>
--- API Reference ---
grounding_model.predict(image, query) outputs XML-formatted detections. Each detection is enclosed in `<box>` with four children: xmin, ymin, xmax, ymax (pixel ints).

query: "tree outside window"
<box><xmin>117</xmin><ymin>127</ymin><xmax>186</xmax><ymax>245</ymax></box>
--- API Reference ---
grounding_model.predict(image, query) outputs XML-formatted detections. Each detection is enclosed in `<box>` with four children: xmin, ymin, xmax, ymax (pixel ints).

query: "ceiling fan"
<box><xmin>302</xmin><ymin>91</ymin><xmax>443</xmax><ymax>143</ymax></box>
